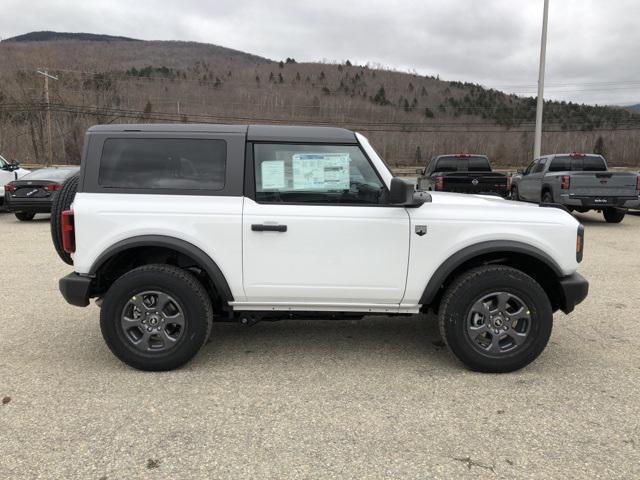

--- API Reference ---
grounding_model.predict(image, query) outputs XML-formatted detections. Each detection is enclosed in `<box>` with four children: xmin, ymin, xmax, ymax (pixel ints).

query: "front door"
<box><xmin>519</xmin><ymin>158</ymin><xmax>546</xmax><ymax>201</ymax></box>
<box><xmin>242</xmin><ymin>142</ymin><xmax>410</xmax><ymax>306</ymax></box>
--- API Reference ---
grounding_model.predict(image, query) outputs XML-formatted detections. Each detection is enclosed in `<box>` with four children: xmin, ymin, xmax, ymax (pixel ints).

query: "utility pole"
<box><xmin>534</xmin><ymin>0</ymin><xmax>550</xmax><ymax>159</ymax></box>
<box><xmin>36</xmin><ymin>69</ymin><xmax>58</xmax><ymax>166</ymax></box>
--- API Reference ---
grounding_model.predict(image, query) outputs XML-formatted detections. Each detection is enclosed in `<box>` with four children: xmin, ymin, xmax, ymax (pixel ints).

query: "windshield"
<box><xmin>20</xmin><ymin>168</ymin><xmax>79</xmax><ymax>181</ymax></box>
<box><xmin>435</xmin><ymin>156</ymin><xmax>491</xmax><ymax>172</ymax></box>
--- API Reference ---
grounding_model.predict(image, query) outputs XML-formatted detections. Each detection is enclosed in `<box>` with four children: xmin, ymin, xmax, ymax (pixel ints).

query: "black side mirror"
<box><xmin>415</xmin><ymin>168</ymin><xmax>424</xmax><ymax>175</ymax></box>
<box><xmin>7</xmin><ymin>161</ymin><xmax>20</xmax><ymax>171</ymax></box>
<box><xmin>517</xmin><ymin>169</ymin><xmax>524</xmax><ymax>175</ymax></box>
<box><xmin>389</xmin><ymin>177</ymin><xmax>427</xmax><ymax>207</ymax></box>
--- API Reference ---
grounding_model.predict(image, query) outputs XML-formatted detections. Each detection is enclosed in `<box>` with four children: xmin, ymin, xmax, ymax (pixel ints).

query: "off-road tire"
<box><xmin>15</xmin><ymin>211</ymin><xmax>36</xmax><ymax>221</ymax></box>
<box><xmin>603</xmin><ymin>207</ymin><xmax>625</xmax><ymax>224</ymax></box>
<box><xmin>438</xmin><ymin>265</ymin><xmax>553</xmax><ymax>373</ymax></box>
<box><xmin>50</xmin><ymin>174</ymin><xmax>79</xmax><ymax>265</ymax></box>
<box><xmin>100</xmin><ymin>264</ymin><xmax>213</xmax><ymax>371</ymax></box>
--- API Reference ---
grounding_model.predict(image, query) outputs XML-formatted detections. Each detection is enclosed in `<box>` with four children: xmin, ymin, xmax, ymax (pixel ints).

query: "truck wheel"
<box><xmin>15</xmin><ymin>212</ymin><xmax>36</xmax><ymax>221</ymax></box>
<box><xmin>438</xmin><ymin>265</ymin><xmax>553</xmax><ymax>373</ymax></box>
<box><xmin>603</xmin><ymin>207</ymin><xmax>625</xmax><ymax>223</ymax></box>
<box><xmin>100</xmin><ymin>264</ymin><xmax>213</xmax><ymax>371</ymax></box>
<box><xmin>511</xmin><ymin>185</ymin><xmax>520</xmax><ymax>201</ymax></box>
<box><xmin>50</xmin><ymin>174</ymin><xmax>79</xmax><ymax>265</ymax></box>
<box><xmin>541</xmin><ymin>190</ymin><xmax>553</xmax><ymax>204</ymax></box>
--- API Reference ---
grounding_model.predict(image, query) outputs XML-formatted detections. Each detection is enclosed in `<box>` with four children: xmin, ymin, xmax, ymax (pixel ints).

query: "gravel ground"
<box><xmin>0</xmin><ymin>210</ymin><xmax>639</xmax><ymax>479</ymax></box>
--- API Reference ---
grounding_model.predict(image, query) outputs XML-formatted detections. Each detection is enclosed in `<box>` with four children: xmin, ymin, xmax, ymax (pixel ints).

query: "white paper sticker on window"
<box><xmin>261</xmin><ymin>160</ymin><xmax>285</xmax><ymax>189</ymax></box>
<box><xmin>292</xmin><ymin>153</ymin><xmax>350</xmax><ymax>191</ymax></box>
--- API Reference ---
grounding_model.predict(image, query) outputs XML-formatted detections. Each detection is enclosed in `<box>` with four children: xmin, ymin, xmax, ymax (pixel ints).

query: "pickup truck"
<box><xmin>511</xmin><ymin>153</ymin><xmax>640</xmax><ymax>223</ymax></box>
<box><xmin>416</xmin><ymin>154</ymin><xmax>510</xmax><ymax>197</ymax></box>
<box><xmin>55</xmin><ymin>124</ymin><xmax>588</xmax><ymax>373</ymax></box>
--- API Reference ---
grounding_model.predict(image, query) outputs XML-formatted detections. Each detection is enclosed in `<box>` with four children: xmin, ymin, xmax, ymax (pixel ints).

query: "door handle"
<box><xmin>251</xmin><ymin>224</ymin><xmax>287</xmax><ymax>232</ymax></box>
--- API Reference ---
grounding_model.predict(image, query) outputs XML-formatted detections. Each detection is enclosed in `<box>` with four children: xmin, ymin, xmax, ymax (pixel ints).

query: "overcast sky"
<box><xmin>1</xmin><ymin>0</ymin><xmax>638</xmax><ymax>105</ymax></box>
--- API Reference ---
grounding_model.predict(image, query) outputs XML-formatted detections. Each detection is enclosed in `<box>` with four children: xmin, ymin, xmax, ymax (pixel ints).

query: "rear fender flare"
<box><xmin>89</xmin><ymin>235</ymin><xmax>234</xmax><ymax>305</ymax></box>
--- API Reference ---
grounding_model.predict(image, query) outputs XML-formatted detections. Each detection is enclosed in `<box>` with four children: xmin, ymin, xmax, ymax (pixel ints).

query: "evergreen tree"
<box><xmin>143</xmin><ymin>100</ymin><xmax>152</xmax><ymax>119</ymax></box>
<box><xmin>594</xmin><ymin>135</ymin><xmax>606</xmax><ymax>156</ymax></box>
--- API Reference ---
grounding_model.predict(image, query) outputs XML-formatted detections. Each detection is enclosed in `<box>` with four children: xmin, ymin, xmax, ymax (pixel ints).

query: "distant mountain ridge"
<box><xmin>1</xmin><ymin>31</ymin><xmax>639</xmax><ymax>166</ymax></box>
<box><xmin>2</xmin><ymin>31</ymin><xmax>139</xmax><ymax>42</ymax></box>
<box><xmin>628</xmin><ymin>104</ymin><xmax>640</xmax><ymax>113</ymax></box>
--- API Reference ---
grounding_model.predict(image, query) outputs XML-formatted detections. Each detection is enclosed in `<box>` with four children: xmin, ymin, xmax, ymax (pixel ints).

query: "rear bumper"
<box><xmin>59</xmin><ymin>273</ymin><xmax>92</xmax><ymax>307</ymax></box>
<box><xmin>558</xmin><ymin>272</ymin><xmax>589</xmax><ymax>314</ymax></box>
<box><xmin>560</xmin><ymin>194</ymin><xmax>640</xmax><ymax>209</ymax></box>
<box><xmin>5</xmin><ymin>197</ymin><xmax>54</xmax><ymax>213</ymax></box>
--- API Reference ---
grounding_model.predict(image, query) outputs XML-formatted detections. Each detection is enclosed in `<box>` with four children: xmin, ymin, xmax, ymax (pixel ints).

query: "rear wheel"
<box><xmin>100</xmin><ymin>264</ymin><xmax>213</xmax><ymax>371</ymax></box>
<box><xmin>15</xmin><ymin>211</ymin><xmax>36</xmax><ymax>221</ymax></box>
<box><xmin>541</xmin><ymin>190</ymin><xmax>554</xmax><ymax>204</ymax></box>
<box><xmin>603</xmin><ymin>207</ymin><xmax>625</xmax><ymax>223</ymax></box>
<box><xmin>50</xmin><ymin>174</ymin><xmax>79</xmax><ymax>265</ymax></box>
<box><xmin>438</xmin><ymin>265</ymin><xmax>553</xmax><ymax>373</ymax></box>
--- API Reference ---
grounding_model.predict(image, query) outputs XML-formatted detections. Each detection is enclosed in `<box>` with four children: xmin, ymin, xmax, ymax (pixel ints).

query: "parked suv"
<box><xmin>57</xmin><ymin>124</ymin><xmax>588</xmax><ymax>373</ymax></box>
<box><xmin>511</xmin><ymin>153</ymin><xmax>640</xmax><ymax>223</ymax></box>
<box><xmin>0</xmin><ymin>154</ymin><xmax>30</xmax><ymax>208</ymax></box>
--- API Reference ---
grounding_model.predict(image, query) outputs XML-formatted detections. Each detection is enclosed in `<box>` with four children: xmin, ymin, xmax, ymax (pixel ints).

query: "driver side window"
<box><xmin>524</xmin><ymin>160</ymin><xmax>537</xmax><ymax>175</ymax></box>
<box><xmin>533</xmin><ymin>158</ymin><xmax>547</xmax><ymax>173</ymax></box>
<box><xmin>254</xmin><ymin>144</ymin><xmax>386</xmax><ymax>205</ymax></box>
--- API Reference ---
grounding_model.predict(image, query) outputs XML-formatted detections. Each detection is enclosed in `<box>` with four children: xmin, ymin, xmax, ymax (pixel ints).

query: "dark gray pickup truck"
<box><xmin>511</xmin><ymin>153</ymin><xmax>640</xmax><ymax>223</ymax></box>
<box><xmin>416</xmin><ymin>154</ymin><xmax>510</xmax><ymax>197</ymax></box>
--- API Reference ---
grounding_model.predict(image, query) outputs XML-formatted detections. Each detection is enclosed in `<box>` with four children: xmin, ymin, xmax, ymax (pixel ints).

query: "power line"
<box><xmin>3</xmin><ymin>103</ymin><xmax>640</xmax><ymax>134</ymax></box>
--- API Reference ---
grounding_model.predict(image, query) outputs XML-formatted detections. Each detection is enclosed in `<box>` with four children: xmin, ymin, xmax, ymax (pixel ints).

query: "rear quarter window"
<box><xmin>98</xmin><ymin>138</ymin><xmax>226</xmax><ymax>190</ymax></box>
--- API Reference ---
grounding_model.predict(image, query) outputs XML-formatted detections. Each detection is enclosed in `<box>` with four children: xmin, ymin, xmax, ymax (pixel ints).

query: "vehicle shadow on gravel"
<box><xmin>198</xmin><ymin>314</ymin><xmax>459</xmax><ymax>369</ymax></box>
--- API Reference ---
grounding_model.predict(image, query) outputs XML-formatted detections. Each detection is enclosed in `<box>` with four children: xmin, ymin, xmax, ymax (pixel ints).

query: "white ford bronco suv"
<box><xmin>57</xmin><ymin>124</ymin><xmax>588</xmax><ymax>372</ymax></box>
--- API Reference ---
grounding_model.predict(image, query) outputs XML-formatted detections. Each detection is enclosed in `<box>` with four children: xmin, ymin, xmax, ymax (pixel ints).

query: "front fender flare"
<box><xmin>419</xmin><ymin>240</ymin><xmax>563</xmax><ymax>306</ymax></box>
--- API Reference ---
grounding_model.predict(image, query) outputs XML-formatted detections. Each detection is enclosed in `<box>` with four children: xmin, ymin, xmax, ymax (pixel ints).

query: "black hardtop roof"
<box><xmin>87</xmin><ymin>123</ymin><xmax>357</xmax><ymax>144</ymax></box>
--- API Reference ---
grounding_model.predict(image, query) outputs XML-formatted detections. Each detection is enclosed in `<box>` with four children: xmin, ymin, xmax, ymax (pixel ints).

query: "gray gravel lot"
<box><xmin>0</xmin><ymin>210</ymin><xmax>639</xmax><ymax>479</ymax></box>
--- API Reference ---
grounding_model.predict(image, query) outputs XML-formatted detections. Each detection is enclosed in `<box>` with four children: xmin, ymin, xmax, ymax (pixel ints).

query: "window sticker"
<box><xmin>261</xmin><ymin>160</ymin><xmax>285</xmax><ymax>189</ymax></box>
<box><xmin>292</xmin><ymin>153</ymin><xmax>350</xmax><ymax>191</ymax></box>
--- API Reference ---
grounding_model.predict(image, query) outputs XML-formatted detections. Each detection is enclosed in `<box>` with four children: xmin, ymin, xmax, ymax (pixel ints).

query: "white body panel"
<box><xmin>72</xmin><ymin>193</ymin><xmax>246</xmax><ymax>301</ymax></box>
<box><xmin>241</xmin><ymin>198</ymin><xmax>410</xmax><ymax>304</ymax></box>
<box><xmin>401</xmin><ymin>192</ymin><xmax>580</xmax><ymax>305</ymax></box>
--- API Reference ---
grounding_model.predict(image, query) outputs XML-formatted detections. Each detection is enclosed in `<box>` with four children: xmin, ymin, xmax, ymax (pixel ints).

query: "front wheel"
<box><xmin>603</xmin><ymin>207</ymin><xmax>625</xmax><ymax>223</ymax></box>
<box><xmin>100</xmin><ymin>264</ymin><xmax>213</xmax><ymax>371</ymax></box>
<box><xmin>15</xmin><ymin>211</ymin><xmax>36</xmax><ymax>221</ymax></box>
<box><xmin>511</xmin><ymin>185</ymin><xmax>520</xmax><ymax>201</ymax></box>
<box><xmin>541</xmin><ymin>190</ymin><xmax>554</xmax><ymax>204</ymax></box>
<box><xmin>438</xmin><ymin>265</ymin><xmax>553</xmax><ymax>373</ymax></box>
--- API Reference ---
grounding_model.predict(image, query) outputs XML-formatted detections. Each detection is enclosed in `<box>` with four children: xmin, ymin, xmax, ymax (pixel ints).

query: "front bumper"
<box><xmin>59</xmin><ymin>273</ymin><xmax>92</xmax><ymax>307</ymax></box>
<box><xmin>558</xmin><ymin>272</ymin><xmax>589</xmax><ymax>314</ymax></box>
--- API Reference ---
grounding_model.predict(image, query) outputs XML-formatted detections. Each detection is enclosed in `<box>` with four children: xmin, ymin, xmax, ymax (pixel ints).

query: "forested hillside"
<box><xmin>1</xmin><ymin>33</ymin><xmax>639</xmax><ymax>166</ymax></box>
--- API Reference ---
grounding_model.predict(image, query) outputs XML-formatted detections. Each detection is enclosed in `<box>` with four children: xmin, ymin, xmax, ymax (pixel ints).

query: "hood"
<box><xmin>413</xmin><ymin>191</ymin><xmax>578</xmax><ymax>228</ymax></box>
<box><xmin>428</xmin><ymin>191</ymin><xmax>539</xmax><ymax>209</ymax></box>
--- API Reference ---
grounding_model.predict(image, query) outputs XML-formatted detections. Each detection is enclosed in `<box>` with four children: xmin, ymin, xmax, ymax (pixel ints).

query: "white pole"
<box><xmin>534</xmin><ymin>0</ymin><xmax>549</xmax><ymax>160</ymax></box>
